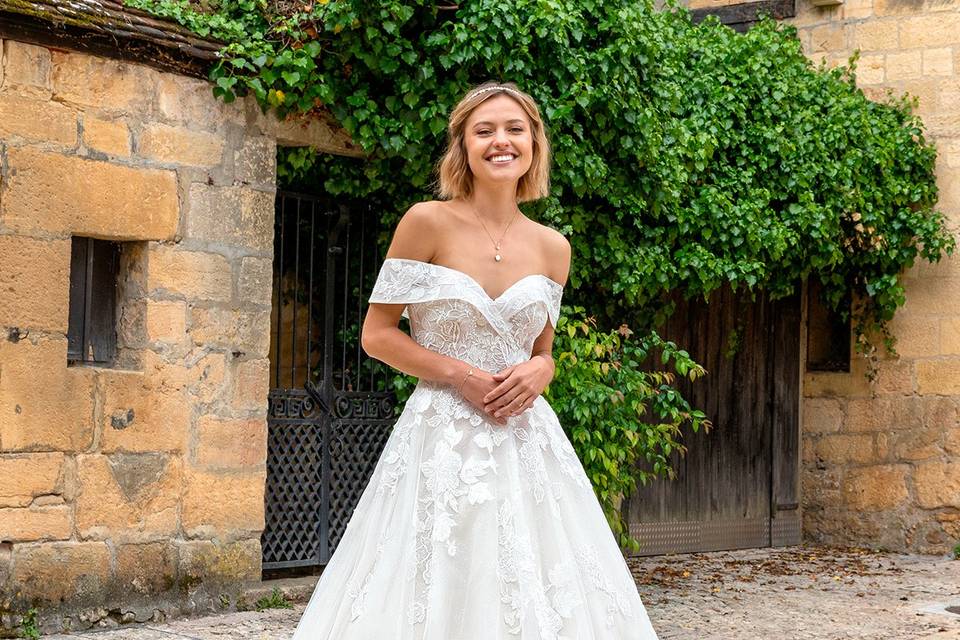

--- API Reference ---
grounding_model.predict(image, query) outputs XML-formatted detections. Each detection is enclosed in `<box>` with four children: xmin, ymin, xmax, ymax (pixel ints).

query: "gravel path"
<box><xmin>43</xmin><ymin>545</ymin><xmax>960</xmax><ymax>640</ymax></box>
<box><xmin>629</xmin><ymin>546</ymin><xmax>960</xmax><ymax>639</ymax></box>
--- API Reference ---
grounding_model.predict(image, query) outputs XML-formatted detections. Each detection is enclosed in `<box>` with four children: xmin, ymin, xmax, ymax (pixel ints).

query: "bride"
<box><xmin>290</xmin><ymin>81</ymin><xmax>660</xmax><ymax>639</ymax></box>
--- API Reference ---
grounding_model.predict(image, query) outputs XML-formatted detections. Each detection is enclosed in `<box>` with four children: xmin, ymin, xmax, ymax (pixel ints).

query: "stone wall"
<box><xmin>0</xmin><ymin>39</ymin><xmax>295</xmax><ymax>632</ymax></box>
<box><xmin>784</xmin><ymin>0</ymin><xmax>960</xmax><ymax>554</ymax></box>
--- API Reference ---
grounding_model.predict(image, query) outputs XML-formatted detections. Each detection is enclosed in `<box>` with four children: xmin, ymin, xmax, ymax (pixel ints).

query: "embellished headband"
<box><xmin>467</xmin><ymin>85</ymin><xmax>523</xmax><ymax>101</ymax></box>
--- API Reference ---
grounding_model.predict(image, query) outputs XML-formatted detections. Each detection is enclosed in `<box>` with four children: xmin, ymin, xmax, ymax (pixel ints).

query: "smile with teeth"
<box><xmin>487</xmin><ymin>154</ymin><xmax>517</xmax><ymax>164</ymax></box>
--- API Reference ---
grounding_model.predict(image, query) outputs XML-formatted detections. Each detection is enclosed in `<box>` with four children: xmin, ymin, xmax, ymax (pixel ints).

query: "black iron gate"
<box><xmin>262</xmin><ymin>191</ymin><xmax>396</xmax><ymax>571</ymax></box>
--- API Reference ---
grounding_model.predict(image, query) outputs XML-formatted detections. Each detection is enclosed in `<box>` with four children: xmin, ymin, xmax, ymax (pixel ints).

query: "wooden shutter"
<box><xmin>67</xmin><ymin>237</ymin><xmax>119</xmax><ymax>364</ymax></box>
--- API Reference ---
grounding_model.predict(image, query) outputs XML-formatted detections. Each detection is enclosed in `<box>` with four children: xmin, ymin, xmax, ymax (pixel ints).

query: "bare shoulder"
<box><xmin>530</xmin><ymin>220</ymin><xmax>571</xmax><ymax>286</ymax></box>
<box><xmin>385</xmin><ymin>200</ymin><xmax>447</xmax><ymax>262</ymax></box>
<box><xmin>398</xmin><ymin>200</ymin><xmax>446</xmax><ymax>230</ymax></box>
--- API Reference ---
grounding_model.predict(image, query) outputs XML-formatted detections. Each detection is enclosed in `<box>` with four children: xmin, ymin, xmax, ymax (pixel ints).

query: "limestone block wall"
<box><xmin>0</xmin><ymin>39</ymin><xmax>280</xmax><ymax>628</ymax></box>
<box><xmin>782</xmin><ymin>0</ymin><xmax>960</xmax><ymax>553</ymax></box>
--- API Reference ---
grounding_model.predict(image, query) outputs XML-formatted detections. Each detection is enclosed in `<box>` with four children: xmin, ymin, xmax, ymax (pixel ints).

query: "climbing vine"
<box><xmin>126</xmin><ymin>0</ymin><xmax>953</xmax><ymax>352</ymax></box>
<box><xmin>545</xmin><ymin>309</ymin><xmax>710</xmax><ymax>549</ymax></box>
<box><xmin>127</xmin><ymin>0</ymin><xmax>955</xmax><ymax>543</ymax></box>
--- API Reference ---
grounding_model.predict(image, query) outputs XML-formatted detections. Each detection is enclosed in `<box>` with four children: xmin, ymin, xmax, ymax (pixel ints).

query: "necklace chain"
<box><xmin>469</xmin><ymin>202</ymin><xmax>521</xmax><ymax>262</ymax></box>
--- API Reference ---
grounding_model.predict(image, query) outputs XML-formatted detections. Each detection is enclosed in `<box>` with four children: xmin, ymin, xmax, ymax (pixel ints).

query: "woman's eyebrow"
<box><xmin>472</xmin><ymin>119</ymin><xmax>526</xmax><ymax>126</ymax></box>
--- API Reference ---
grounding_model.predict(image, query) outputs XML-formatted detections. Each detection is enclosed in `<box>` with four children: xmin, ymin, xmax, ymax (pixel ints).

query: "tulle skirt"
<box><xmin>290</xmin><ymin>381</ymin><xmax>659</xmax><ymax>640</ymax></box>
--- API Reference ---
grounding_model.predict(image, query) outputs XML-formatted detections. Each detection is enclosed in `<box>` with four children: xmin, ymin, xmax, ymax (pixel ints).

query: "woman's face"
<box><xmin>462</xmin><ymin>95</ymin><xmax>534</xmax><ymax>190</ymax></box>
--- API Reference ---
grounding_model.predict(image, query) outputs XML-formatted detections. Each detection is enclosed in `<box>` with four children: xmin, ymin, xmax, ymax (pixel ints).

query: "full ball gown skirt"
<box><xmin>290</xmin><ymin>257</ymin><xmax>659</xmax><ymax>640</ymax></box>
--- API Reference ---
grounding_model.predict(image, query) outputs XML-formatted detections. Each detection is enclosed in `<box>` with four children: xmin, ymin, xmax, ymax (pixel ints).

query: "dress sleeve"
<box><xmin>367</xmin><ymin>258</ymin><xmax>437</xmax><ymax>319</ymax></box>
<box><xmin>545</xmin><ymin>284</ymin><xmax>563</xmax><ymax>329</ymax></box>
<box><xmin>494</xmin><ymin>277</ymin><xmax>563</xmax><ymax>331</ymax></box>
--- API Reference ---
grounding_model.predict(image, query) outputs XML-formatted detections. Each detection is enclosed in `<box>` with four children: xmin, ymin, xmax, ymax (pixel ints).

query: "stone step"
<box><xmin>241</xmin><ymin>575</ymin><xmax>319</xmax><ymax>608</ymax></box>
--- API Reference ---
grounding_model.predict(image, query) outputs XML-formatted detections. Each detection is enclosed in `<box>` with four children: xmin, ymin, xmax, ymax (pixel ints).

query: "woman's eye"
<box><xmin>476</xmin><ymin>128</ymin><xmax>523</xmax><ymax>135</ymax></box>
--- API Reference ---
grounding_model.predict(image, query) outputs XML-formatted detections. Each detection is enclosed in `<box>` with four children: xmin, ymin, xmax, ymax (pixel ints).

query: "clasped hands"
<box><xmin>458</xmin><ymin>355</ymin><xmax>554</xmax><ymax>426</ymax></box>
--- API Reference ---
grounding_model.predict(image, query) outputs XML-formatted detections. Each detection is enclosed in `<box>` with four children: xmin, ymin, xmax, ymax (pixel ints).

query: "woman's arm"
<box><xmin>361</xmin><ymin>202</ymin><xmax>509</xmax><ymax>424</ymax></box>
<box><xmin>483</xmin><ymin>228</ymin><xmax>571</xmax><ymax>418</ymax></box>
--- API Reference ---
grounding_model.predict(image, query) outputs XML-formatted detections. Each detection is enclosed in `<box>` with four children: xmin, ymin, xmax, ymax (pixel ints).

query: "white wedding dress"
<box><xmin>290</xmin><ymin>257</ymin><xmax>659</xmax><ymax>640</ymax></box>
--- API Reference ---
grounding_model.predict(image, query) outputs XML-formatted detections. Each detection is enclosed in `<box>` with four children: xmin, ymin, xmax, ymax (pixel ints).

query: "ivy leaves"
<box><xmin>546</xmin><ymin>309</ymin><xmax>710</xmax><ymax>550</ymax></box>
<box><xmin>129</xmin><ymin>0</ymin><xmax>952</xmax><ymax>348</ymax></box>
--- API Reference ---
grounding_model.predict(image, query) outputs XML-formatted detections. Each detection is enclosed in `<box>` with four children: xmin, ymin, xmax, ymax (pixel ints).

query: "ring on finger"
<box><xmin>510</xmin><ymin>396</ymin><xmax>529</xmax><ymax>416</ymax></box>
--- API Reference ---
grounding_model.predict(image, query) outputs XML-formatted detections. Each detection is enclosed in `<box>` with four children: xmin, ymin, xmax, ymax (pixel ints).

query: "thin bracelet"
<box><xmin>456</xmin><ymin>367</ymin><xmax>474</xmax><ymax>394</ymax></box>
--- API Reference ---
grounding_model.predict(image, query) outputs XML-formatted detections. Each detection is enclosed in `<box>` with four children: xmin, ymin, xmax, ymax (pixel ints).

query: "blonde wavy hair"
<box><xmin>434</xmin><ymin>81</ymin><xmax>551</xmax><ymax>203</ymax></box>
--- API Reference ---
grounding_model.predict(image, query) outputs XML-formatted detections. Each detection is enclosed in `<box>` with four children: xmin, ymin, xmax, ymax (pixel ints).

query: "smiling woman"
<box><xmin>288</xmin><ymin>82</ymin><xmax>661</xmax><ymax>640</ymax></box>
<box><xmin>436</xmin><ymin>81</ymin><xmax>551</xmax><ymax>205</ymax></box>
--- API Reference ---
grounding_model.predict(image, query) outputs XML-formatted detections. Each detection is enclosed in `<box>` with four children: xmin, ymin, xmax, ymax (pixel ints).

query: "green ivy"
<box><xmin>546</xmin><ymin>308</ymin><xmax>709</xmax><ymax>550</ymax></box>
<box><xmin>124</xmin><ymin>0</ymin><xmax>269</xmax><ymax>47</ymax></box>
<box><xmin>132</xmin><ymin>0</ymin><xmax>950</xmax><ymax>353</ymax></box>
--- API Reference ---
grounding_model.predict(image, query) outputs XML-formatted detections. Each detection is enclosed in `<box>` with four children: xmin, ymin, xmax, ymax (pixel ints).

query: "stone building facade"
<box><xmin>687</xmin><ymin>0</ymin><xmax>960</xmax><ymax>554</ymax></box>
<box><xmin>786</xmin><ymin>0</ymin><xmax>960</xmax><ymax>554</ymax></box>
<box><xmin>0</xmin><ymin>6</ymin><xmax>360</xmax><ymax>630</ymax></box>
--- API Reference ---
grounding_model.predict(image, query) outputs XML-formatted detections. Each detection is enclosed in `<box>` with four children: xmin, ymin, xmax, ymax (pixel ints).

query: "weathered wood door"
<box><xmin>624</xmin><ymin>285</ymin><xmax>801</xmax><ymax>555</ymax></box>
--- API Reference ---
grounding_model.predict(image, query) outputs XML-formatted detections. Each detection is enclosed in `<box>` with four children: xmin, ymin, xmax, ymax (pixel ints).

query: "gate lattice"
<box><xmin>262</xmin><ymin>191</ymin><xmax>396</xmax><ymax>571</ymax></box>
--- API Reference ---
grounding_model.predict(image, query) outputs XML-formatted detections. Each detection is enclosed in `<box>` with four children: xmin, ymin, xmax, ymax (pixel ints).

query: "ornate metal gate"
<box><xmin>262</xmin><ymin>191</ymin><xmax>396</xmax><ymax>571</ymax></box>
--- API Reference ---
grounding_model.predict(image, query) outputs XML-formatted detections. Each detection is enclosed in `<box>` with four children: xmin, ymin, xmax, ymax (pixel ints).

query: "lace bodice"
<box><xmin>368</xmin><ymin>258</ymin><xmax>563</xmax><ymax>372</ymax></box>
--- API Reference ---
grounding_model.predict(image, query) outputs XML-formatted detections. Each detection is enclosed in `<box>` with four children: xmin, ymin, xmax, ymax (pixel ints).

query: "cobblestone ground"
<box><xmin>628</xmin><ymin>546</ymin><xmax>960</xmax><ymax>639</ymax></box>
<box><xmin>45</xmin><ymin>545</ymin><xmax>960</xmax><ymax>640</ymax></box>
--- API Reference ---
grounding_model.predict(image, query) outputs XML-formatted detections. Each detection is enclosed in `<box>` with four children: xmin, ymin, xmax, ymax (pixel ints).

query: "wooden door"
<box><xmin>624</xmin><ymin>286</ymin><xmax>801</xmax><ymax>555</ymax></box>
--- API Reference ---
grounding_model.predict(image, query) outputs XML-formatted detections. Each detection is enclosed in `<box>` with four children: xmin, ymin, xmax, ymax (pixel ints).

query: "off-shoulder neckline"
<box><xmin>381</xmin><ymin>257</ymin><xmax>563</xmax><ymax>302</ymax></box>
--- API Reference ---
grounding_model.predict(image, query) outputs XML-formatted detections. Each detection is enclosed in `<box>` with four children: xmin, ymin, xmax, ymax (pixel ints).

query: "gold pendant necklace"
<box><xmin>469</xmin><ymin>202</ymin><xmax>520</xmax><ymax>262</ymax></box>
